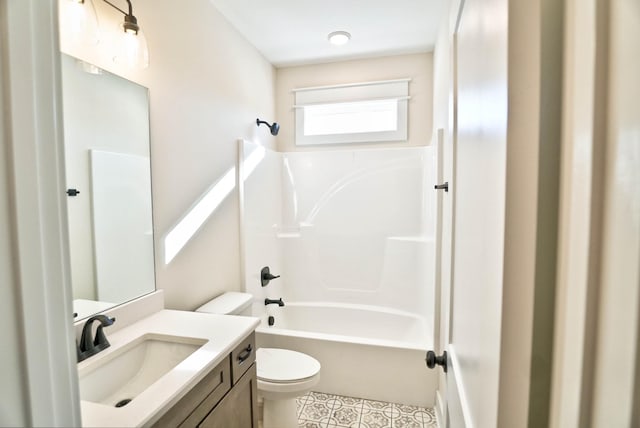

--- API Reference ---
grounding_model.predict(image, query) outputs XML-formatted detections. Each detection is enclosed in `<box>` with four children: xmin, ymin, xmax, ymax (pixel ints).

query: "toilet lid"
<box><xmin>257</xmin><ymin>348</ymin><xmax>320</xmax><ymax>383</ymax></box>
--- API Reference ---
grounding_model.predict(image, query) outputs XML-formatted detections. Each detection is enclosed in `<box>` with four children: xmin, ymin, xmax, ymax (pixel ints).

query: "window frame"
<box><xmin>293</xmin><ymin>79</ymin><xmax>410</xmax><ymax>146</ymax></box>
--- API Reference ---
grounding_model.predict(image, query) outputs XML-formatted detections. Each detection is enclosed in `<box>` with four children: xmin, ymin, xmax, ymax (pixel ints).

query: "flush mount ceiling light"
<box><xmin>328</xmin><ymin>31</ymin><xmax>351</xmax><ymax>46</ymax></box>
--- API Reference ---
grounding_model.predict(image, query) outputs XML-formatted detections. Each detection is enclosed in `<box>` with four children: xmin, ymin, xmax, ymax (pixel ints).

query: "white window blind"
<box><xmin>293</xmin><ymin>79</ymin><xmax>410</xmax><ymax>146</ymax></box>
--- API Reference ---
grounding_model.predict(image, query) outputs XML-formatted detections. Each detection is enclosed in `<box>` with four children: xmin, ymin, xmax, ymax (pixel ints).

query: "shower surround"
<box><xmin>240</xmin><ymin>140</ymin><xmax>437</xmax><ymax>405</ymax></box>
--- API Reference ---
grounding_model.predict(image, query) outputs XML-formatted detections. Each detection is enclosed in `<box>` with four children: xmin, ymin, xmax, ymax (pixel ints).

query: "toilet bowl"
<box><xmin>195</xmin><ymin>292</ymin><xmax>321</xmax><ymax>428</ymax></box>
<box><xmin>257</xmin><ymin>348</ymin><xmax>320</xmax><ymax>428</ymax></box>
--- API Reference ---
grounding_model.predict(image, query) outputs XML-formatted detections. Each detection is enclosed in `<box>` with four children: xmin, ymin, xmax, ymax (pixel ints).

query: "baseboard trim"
<box><xmin>449</xmin><ymin>345</ymin><xmax>475</xmax><ymax>428</ymax></box>
<box><xmin>435</xmin><ymin>390</ymin><xmax>446</xmax><ymax>428</ymax></box>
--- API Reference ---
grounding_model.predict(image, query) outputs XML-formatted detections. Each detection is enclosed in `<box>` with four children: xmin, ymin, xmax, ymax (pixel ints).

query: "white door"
<box><xmin>439</xmin><ymin>0</ymin><xmax>510</xmax><ymax>426</ymax></box>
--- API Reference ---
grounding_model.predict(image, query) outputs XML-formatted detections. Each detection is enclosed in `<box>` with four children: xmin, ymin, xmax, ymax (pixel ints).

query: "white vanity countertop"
<box><xmin>78</xmin><ymin>309</ymin><xmax>260</xmax><ymax>427</ymax></box>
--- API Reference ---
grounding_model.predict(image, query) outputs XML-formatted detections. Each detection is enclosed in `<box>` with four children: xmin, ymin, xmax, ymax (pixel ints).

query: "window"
<box><xmin>294</xmin><ymin>79</ymin><xmax>410</xmax><ymax>146</ymax></box>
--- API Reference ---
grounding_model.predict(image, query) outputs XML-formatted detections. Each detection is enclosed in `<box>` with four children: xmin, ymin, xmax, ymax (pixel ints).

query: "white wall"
<box><xmin>60</xmin><ymin>0</ymin><xmax>276</xmax><ymax>310</ymax></box>
<box><xmin>275</xmin><ymin>53</ymin><xmax>433</xmax><ymax>152</ymax></box>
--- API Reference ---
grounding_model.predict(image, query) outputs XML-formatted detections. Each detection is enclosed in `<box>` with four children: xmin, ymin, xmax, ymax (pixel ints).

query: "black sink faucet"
<box><xmin>77</xmin><ymin>314</ymin><xmax>116</xmax><ymax>362</ymax></box>
<box><xmin>264</xmin><ymin>298</ymin><xmax>285</xmax><ymax>307</ymax></box>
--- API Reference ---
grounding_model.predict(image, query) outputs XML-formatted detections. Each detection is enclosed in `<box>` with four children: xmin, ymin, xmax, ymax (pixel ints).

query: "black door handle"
<box><xmin>434</xmin><ymin>182</ymin><xmax>449</xmax><ymax>192</ymax></box>
<box><xmin>426</xmin><ymin>350</ymin><xmax>448</xmax><ymax>373</ymax></box>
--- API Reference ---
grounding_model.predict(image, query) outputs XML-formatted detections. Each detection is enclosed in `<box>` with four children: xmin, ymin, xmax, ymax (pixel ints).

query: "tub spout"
<box><xmin>265</xmin><ymin>298</ymin><xmax>285</xmax><ymax>307</ymax></box>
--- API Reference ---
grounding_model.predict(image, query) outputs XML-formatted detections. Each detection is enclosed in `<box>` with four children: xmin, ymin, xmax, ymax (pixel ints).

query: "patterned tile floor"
<box><xmin>296</xmin><ymin>391</ymin><xmax>439</xmax><ymax>428</ymax></box>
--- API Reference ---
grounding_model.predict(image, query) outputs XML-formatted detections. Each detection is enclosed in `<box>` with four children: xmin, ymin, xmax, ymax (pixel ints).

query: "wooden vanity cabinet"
<box><xmin>199</xmin><ymin>363</ymin><xmax>258</xmax><ymax>428</ymax></box>
<box><xmin>152</xmin><ymin>332</ymin><xmax>258</xmax><ymax>428</ymax></box>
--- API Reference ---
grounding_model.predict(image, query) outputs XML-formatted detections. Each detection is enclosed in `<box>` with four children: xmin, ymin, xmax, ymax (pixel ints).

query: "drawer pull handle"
<box><xmin>237</xmin><ymin>344</ymin><xmax>253</xmax><ymax>363</ymax></box>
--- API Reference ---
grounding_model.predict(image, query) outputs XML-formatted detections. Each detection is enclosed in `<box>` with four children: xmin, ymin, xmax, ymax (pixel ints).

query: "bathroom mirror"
<box><xmin>60</xmin><ymin>53</ymin><xmax>155</xmax><ymax>320</ymax></box>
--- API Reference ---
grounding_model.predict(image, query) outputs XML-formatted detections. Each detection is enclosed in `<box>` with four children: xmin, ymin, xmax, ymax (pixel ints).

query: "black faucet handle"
<box><xmin>261</xmin><ymin>266</ymin><xmax>281</xmax><ymax>287</ymax></box>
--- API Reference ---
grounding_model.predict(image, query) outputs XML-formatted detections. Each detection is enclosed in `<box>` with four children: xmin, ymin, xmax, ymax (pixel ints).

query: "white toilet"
<box><xmin>196</xmin><ymin>292</ymin><xmax>321</xmax><ymax>428</ymax></box>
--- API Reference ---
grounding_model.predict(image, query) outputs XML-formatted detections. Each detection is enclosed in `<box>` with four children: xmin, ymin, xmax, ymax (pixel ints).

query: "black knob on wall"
<box><xmin>426</xmin><ymin>350</ymin><xmax>448</xmax><ymax>373</ymax></box>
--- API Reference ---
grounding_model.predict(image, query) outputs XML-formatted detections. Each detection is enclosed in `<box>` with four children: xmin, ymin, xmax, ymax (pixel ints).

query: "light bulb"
<box><xmin>58</xmin><ymin>0</ymin><xmax>100</xmax><ymax>48</ymax></box>
<box><xmin>113</xmin><ymin>20</ymin><xmax>149</xmax><ymax>69</ymax></box>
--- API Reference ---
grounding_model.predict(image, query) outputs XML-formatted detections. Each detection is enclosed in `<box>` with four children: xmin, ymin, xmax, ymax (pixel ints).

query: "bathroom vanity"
<box><xmin>152</xmin><ymin>333</ymin><xmax>257</xmax><ymax>428</ymax></box>
<box><xmin>77</xmin><ymin>306</ymin><xmax>260</xmax><ymax>427</ymax></box>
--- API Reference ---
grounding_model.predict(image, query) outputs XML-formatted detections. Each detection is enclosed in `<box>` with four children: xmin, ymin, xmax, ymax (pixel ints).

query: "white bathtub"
<box><xmin>255</xmin><ymin>302</ymin><xmax>436</xmax><ymax>407</ymax></box>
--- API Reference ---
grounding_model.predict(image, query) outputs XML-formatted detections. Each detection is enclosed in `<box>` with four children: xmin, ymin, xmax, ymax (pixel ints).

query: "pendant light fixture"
<box><xmin>61</xmin><ymin>0</ymin><xmax>149</xmax><ymax>69</ymax></box>
<box><xmin>59</xmin><ymin>0</ymin><xmax>100</xmax><ymax>49</ymax></box>
<box><xmin>103</xmin><ymin>0</ymin><xmax>149</xmax><ymax>69</ymax></box>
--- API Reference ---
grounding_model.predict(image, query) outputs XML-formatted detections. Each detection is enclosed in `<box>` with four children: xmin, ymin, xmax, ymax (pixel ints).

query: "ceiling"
<box><xmin>209</xmin><ymin>0</ymin><xmax>446</xmax><ymax>67</ymax></box>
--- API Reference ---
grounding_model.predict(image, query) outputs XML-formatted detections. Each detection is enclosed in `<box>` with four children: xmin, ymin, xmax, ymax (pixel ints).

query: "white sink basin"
<box><xmin>79</xmin><ymin>334</ymin><xmax>207</xmax><ymax>407</ymax></box>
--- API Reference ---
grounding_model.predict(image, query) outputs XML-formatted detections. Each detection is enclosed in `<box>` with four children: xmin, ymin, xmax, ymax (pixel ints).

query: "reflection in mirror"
<box><xmin>60</xmin><ymin>53</ymin><xmax>155</xmax><ymax>320</ymax></box>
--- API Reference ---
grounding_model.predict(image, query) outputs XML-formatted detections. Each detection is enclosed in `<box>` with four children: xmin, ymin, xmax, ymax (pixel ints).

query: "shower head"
<box><xmin>256</xmin><ymin>118</ymin><xmax>280</xmax><ymax>136</ymax></box>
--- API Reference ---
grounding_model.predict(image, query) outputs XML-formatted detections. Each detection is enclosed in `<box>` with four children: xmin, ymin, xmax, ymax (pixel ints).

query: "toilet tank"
<box><xmin>196</xmin><ymin>292</ymin><xmax>253</xmax><ymax>316</ymax></box>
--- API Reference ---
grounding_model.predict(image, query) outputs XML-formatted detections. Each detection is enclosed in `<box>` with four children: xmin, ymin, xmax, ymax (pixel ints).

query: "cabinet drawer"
<box><xmin>152</xmin><ymin>357</ymin><xmax>231</xmax><ymax>428</ymax></box>
<box><xmin>230</xmin><ymin>332</ymin><xmax>255</xmax><ymax>385</ymax></box>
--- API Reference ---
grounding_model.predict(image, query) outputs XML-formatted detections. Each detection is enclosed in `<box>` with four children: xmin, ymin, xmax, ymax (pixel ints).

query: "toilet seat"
<box><xmin>257</xmin><ymin>348</ymin><xmax>321</xmax><ymax>384</ymax></box>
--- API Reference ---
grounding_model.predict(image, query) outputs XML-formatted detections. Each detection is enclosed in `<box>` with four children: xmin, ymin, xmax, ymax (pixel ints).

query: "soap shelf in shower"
<box><xmin>276</xmin><ymin>232</ymin><xmax>301</xmax><ymax>239</ymax></box>
<box><xmin>274</xmin><ymin>223</ymin><xmax>313</xmax><ymax>239</ymax></box>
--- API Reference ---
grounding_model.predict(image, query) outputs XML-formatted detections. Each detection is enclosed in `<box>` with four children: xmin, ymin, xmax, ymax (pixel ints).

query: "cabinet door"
<box><xmin>199</xmin><ymin>363</ymin><xmax>258</xmax><ymax>428</ymax></box>
<box><xmin>153</xmin><ymin>358</ymin><xmax>231</xmax><ymax>428</ymax></box>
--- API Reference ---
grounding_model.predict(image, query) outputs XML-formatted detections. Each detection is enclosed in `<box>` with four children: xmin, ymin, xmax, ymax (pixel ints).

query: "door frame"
<box><xmin>0</xmin><ymin>0</ymin><xmax>80</xmax><ymax>425</ymax></box>
<box><xmin>550</xmin><ymin>0</ymin><xmax>640</xmax><ymax>426</ymax></box>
